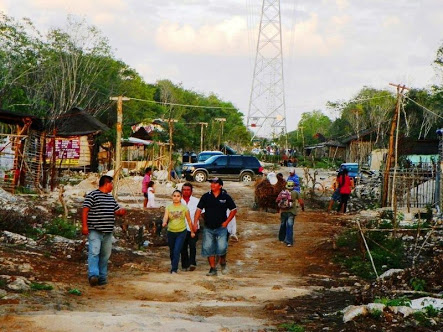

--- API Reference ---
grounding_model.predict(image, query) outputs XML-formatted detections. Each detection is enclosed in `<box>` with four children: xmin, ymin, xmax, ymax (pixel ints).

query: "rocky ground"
<box><xmin>0</xmin><ymin>168</ymin><xmax>441</xmax><ymax>331</ymax></box>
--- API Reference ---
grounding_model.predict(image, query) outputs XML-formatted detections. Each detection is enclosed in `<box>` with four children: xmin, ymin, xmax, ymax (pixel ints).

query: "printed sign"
<box><xmin>46</xmin><ymin>138</ymin><xmax>81</xmax><ymax>165</ymax></box>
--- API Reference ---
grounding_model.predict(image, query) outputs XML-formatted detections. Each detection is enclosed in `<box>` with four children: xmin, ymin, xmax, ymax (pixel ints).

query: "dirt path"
<box><xmin>1</xmin><ymin>182</ymin><xmax>350</xmax><ymax>331</ymax></box>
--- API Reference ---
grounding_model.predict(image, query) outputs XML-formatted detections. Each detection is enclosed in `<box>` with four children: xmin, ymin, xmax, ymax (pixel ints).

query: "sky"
<box><xmin>1</xmin><ymin>0</ymin><xmax>442</xmax><ymax>133</ymax></box>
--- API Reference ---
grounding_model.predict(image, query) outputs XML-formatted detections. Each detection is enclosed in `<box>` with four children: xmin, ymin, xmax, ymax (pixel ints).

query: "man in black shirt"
<box><xmin>194</xmin><ymin>177</ymin><xmax>237</xmax><ymax>276</ymax></box>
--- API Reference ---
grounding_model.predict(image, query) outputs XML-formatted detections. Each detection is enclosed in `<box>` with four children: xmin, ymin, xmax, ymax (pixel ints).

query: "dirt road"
<box><xmin>1</xmin><ymin>181</ymin><xmax>351</xmax><ymax>331</ymax></box>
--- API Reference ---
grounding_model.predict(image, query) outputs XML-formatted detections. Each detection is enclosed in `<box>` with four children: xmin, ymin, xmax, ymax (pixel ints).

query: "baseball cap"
<box><xmin>209</xmin><ymin>177</ymin><xmax>223</xmax><ymax>185</ymax></box>
<box><xmin>289</xmin><ymin>168</ymin><xmax>296</xmax><ymax>174</ymax></box>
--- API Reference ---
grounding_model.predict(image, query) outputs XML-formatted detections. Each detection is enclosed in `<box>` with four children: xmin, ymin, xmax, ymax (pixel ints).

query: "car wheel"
<box><xmin>241</xmin><ymin>172</ymin><xmax>253</xmax><ymax>182</ymax></box>
<box><xmin>194</xmin><ymin>171</ymin><xmax>207</xmax><ymax>183</ymax></box>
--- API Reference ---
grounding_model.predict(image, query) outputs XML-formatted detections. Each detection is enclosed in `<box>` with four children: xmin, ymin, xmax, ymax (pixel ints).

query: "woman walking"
<box><xmin>162</xmin><ymin>190</ymin><xmax>194</xmax><ymax>273</ymax></box>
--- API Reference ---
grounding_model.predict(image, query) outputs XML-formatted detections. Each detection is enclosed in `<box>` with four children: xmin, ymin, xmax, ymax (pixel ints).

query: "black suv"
<box><xmin>182</xmin><ymin>155</ymin><xmax>263</xmax><ymax>182</ymax></box>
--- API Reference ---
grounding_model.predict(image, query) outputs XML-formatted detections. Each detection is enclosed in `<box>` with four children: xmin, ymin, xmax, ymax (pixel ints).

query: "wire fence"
<box><xmin>384</xmin><ymin>168</ymin><xmax>437</xmax><ymax>209</ymax></box>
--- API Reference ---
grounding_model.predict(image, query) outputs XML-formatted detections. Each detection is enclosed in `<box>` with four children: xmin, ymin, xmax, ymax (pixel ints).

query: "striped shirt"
<box><xmin>83</xmin><ymin>189</ymin><xmax>120</xmax><ymax>233</ymax></box>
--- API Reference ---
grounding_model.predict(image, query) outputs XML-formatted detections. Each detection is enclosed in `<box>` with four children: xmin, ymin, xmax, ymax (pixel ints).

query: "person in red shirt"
<box><xmin>337</xmin><ymin>169</ymin><xmax>354</xmax><ymax>213</ymax></box>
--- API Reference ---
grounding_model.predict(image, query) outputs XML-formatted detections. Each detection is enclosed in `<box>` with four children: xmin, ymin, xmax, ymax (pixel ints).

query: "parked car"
<box><xmin>339</xmin><ymin>163</ymin><xmax>360</xmax><ymax>182</ymax></box>
<box><xmin>197</xmin><ymin>151</ymin><xmax>224</xmax><ymax>163</ymax></box>
<box><xmin>182</xmin><ymin>155</ymin><xmax>263</xmax><ymax>182</ymax></box>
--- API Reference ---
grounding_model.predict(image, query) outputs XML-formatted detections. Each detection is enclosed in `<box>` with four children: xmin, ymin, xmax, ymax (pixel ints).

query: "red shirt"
<box><xmin>339</xmin><ymin>175</ymin><xmax>352</xmax><ymax>194</ymax></box>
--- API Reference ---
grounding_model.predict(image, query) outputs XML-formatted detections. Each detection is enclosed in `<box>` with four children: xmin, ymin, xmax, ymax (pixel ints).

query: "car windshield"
<box><xmin>204</xmin><ymin>156</ymin><xmax>219</xmax><ymax>163</ymax></box>
<box><xmin>198</xmin><ymin>155</ymin><xmax>212</xmax><ymax>162</ymax></box>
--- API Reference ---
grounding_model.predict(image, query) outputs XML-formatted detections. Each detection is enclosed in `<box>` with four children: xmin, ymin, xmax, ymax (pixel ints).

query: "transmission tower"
<box><xmin>247</xmin><ymin>0</ymin><xmax>287</xmax><ymax>142</ymax></box>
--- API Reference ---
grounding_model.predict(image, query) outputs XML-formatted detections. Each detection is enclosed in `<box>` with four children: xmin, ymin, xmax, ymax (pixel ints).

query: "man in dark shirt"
<box><xmin>194</xmin><ymin>177</ymin><xmax>237</xmax><ymax>276</ymax></box>
<box><xmin>82</xmin><ymin>175</ymin><xmax>126</xmax><ymax>286</ymax></box>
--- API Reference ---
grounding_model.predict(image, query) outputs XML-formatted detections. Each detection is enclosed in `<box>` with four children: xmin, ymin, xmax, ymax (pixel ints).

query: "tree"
<box><xmin>0</xmin><ymin>13</ymin><xmax>43</xmax><ymax>111</ymax></box>
<box><xmin>296</xmin><ymin>110</ymin><xmax>332</xmax><ymax>146</ymax></box>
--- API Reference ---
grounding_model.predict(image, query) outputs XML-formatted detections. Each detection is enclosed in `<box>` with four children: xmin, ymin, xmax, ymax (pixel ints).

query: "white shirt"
<box><xmin>181</xmin><ymin>195</ymin><xmax>200</xmax><ymax>231</ymax></box>
<box><xmin>147</xmin><ymin>187</ymin><xmax>156</xmax><ymax>208</ymax></box>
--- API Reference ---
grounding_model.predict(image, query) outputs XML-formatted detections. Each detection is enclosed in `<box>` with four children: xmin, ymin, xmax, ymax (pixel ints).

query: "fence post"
<box><xmin>436</xmin><ymin>129</ymin><xmax>443</xmax><ymax>215</ymax></box>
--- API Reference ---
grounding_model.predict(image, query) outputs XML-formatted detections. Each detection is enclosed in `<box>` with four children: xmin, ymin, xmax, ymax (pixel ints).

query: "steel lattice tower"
<box><xmin>247</xmin><ymin>0</ymin><xmax>287</xmax><ymax>140</ymax></box>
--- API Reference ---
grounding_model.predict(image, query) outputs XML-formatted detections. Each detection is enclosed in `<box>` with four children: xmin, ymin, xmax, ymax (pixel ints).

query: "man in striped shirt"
<box><xmin>82</xmin><ymin>175</ymin><xmax>126</xmax><ymax>286</ymax></box>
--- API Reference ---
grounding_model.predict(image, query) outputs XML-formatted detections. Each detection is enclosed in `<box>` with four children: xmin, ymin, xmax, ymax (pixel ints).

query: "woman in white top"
<box><xmin>147</xmin><ymin>181</ymin><xmax>156</xmax><ymax>208</ymax></box>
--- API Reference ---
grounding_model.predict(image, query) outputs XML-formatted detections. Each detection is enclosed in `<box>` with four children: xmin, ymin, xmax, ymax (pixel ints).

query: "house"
<box><xmin>0</xmin><ymin>110</ymin><xmax>44</xmax><ymax>192</ymax></box>
<box><xmin>304</xmin><ymin>140</ymin><xmax>346</xmax><ymax>161</ymax></box>
<box><xmin>341</xmin><ymin>128</ymin><xmax>378</xmax><ymax>165</ymax></box>
<box><xmin>48</xmin><ymin>107</ymin><xmax>109</xmax><ymax>172</ymax></box>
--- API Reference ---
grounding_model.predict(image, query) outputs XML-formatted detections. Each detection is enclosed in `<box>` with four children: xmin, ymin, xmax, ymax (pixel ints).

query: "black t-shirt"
<box><xmin>197</xmin><ymin>189</ymin><xmax>237</xmax><ymax>229</ymax></box>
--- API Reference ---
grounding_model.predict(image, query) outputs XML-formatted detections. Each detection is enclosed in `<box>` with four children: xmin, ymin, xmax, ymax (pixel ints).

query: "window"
<box><xmin>229</xmin><ymin>156</ymin><xmax>243</xmax><ymax>167</ymax></box>
<box><xmin>244</xmin><ymin>157</ymin><xmax>260</xmax><ymax>167</ymax></box>
<box><xmin>213</xmin><ymin>156</ymin><xmax>228</xmax><ymax>166</ymax></box>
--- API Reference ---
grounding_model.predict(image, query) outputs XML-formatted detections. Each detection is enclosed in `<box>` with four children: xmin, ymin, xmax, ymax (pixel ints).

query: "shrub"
<box><xmin>45</xmin><ymin>217</ymin><xmax>78</xmax><ymax>239</ymax></box>
<box><xmin>375</xmin><ymin>297</ymin><xmax>411</xmax><ymax>307</ymax></box>
<box><xmin>279</xmin><ymin>323</ymin><xmax>304</xmax><ymax>332</ymax></box>
<box><xmin>30</xmin><ymin>282</ymin><xmax>53</xmax><ymax>291</ymax></box>
<box><xmin>410</xmin><ymin>278</ymin><xmax>426</xmax><ymax>291</ymax></box>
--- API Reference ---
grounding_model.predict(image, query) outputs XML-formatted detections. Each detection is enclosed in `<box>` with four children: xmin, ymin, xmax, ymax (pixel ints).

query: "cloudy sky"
<box><xmin>1</xmin><ymin>0</ymin><xmax>442</xmax><ymax>132</ymax></box>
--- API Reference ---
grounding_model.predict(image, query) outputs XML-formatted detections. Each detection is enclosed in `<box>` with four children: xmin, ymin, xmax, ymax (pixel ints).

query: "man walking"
<box><xmin>194</xmin><ymin>178</ymin><xmax>236</xmax><ymax>276</ymax></box>
<box><xmin>181</xmin><ymin>182</ymin><xmax>200</xmax><ymax>271</ymax></box>
<box><xmin>287</xmin><ymin>169</ymin><xmax>301</xmax><ymax>193</ymax></box>
<box><xmin>82</xmin><ymin>175</ymin><xmax>126</xmax><ymax>286</ymax></box>
<box><xmin>276</xmin><ymin>180</ymin><xmax>304</xmax><ymax>247</ymax></box>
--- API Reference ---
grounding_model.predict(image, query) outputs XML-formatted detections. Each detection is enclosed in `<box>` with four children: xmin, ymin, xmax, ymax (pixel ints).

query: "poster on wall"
<box><xmin>46</xmin><ymin>137</ymin><xmax>81</xmax><ymax>165</ymax></box>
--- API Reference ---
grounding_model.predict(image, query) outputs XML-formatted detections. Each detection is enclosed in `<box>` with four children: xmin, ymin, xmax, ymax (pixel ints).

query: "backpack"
<box><xmin>276</xmin><ymin>189</ymin><xmax>293</xmax><ymax>209</ymax></box>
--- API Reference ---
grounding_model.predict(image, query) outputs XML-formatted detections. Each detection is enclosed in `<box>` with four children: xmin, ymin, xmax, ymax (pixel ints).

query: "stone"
<box><xmin>378</xmin><ymin>269</ymin><xmax>403</xmax><ymax>279</ymax></box>
<box><xmin>410</xmin><ymin>297</ymin><xmax>443</xmax><ymax>310</ymax></box>
<box><xmin>7</xmin><ymin>276</ymin><xmax>31</xmax><ymax>292</ymax></box>
<box><xmin>367</xmin><ymin>303</ymin><xmax>385</xmax><ymax>312</ymax></box>
<box><xmin>389</xmin><ymin>306</ymin><xmax>414</xmax><ymax>317</ymax></box>
<box><xmin>1</xmin><ymin>231</ymin><xmax>37</xmax><ymax>246</ymax></box>
<box><xmin>342</xmin><ymin>305</ymin><xmax>368</xmax><ymax>323</ymax></box>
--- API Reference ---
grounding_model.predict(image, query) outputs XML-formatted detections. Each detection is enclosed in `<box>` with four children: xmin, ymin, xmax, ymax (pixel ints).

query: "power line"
<box><xmin>128</xmin><ymin>97</ymin><xmax>237</xmax><ymax>110</ymax></box>
<box><xmin>403</xmin><ymin>95</ymin><xmax>443</xmax><ymax>120</ymax></box>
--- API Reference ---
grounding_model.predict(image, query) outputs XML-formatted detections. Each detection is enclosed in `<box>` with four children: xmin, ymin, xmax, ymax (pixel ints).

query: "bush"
<box><xmin>45</xmin><ymin>217</ymin><xmax>79</xmax><ymax>239</ymax></box>
<box><xmin>0</xmin><ymin>209</ymin><xmax>42</xmax><ymax>238</ymax></box>
<box><xmin>30</xmin><ymin>282</ymin><xmax>53</xmax><ymax>291</ymax></box>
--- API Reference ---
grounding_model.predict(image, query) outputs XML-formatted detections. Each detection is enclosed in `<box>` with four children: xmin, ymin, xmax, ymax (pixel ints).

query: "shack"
<box><xmin>0</xmin><ymin>110</ymin><xmax>44</xmax><ymax>192</ymax></box>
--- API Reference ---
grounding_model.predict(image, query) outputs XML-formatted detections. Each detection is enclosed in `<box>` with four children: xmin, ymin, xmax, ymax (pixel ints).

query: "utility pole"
<box><xmin>215</xmin><ymin>118</ymin><xmax>226</xmax><ymax>149</ymax></box>
<box><xmin>110</xmin><ymin>96</ymin><xmax>130</xmax><ymax>198</ymax></box>
<box><xmin>299</xmin><ymin>126</ymin><xmax>305</xmax><ymax>157</ymax></box>
<box><xmin>199</xmin><ymin>122</ymin><xmax>208</xmax><ymax>152</ymax></box>
<box><xmin>168</xmin><ymin>119</ymin><xmax>178</xmax><ymax>181</ymax></box>
<box><xmin>381</xmin><ymin>83</ymin><xmax>409</xmax><ymax>207</ymax></box>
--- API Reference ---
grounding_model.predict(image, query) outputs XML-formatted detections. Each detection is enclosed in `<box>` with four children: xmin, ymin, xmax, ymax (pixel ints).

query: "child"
<box><xmin>142</xmin><ymin>167</ymin><xmax>152</xmax><ymax>209</ymax></box>
<box><xmin>327</xmin><ymin>171</ymin><xmax>342</xmax><ymax>213</ymax></box>
<box><xmin>162</xmin><ymin>190</ymin><xmax>195</xmax><ymax>274</ymax></box>
<box><xmin>147</xmin><ymin>181</ymin><xmax>156</xmax><ymax>208</ymax></box>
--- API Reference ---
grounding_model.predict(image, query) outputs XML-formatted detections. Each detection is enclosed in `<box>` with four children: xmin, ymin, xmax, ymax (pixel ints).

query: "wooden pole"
<box><xmin>110</xmin><ymin>96</ymin><xmax>130</xmax><ymax>197</ymax></box>
<box><xmin>381</xmin><ymin>83</ymin><xmax>409</xmax><ymax>207</ymax></box>
<box><xmin>199</xmin><ymin>122</ymin><xmax>207</xmax><ymax>152</ymax></box>
<box><xmin>167</xmin><ymin>119</ymin><xmax>177</xmax><ymax>181</ymax></box>
<box><xmin>50</xmin><ymin>129</ymin><xmax>57</xmax><ymax>192</ymax></box>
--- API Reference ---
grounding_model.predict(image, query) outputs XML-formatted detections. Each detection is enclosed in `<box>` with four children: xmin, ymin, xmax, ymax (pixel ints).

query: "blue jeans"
<box><xmin>201</xmin><ymin>227</ymin><xmax>228</xmax><ymax>257</ymax></box>
<box><xmin>279</xmin><ymin>212</ymin><xmax>295</xmax><ymax>245</ymax></box>
<box><xmin>88</xmin><ymin>230</ymin><xmax>113</xmax><ymax>283</ymax></box>
<box><xmin>167</xmin><ymin>230</ymin><xmax>187</xmax><ymax>273</ymax></box>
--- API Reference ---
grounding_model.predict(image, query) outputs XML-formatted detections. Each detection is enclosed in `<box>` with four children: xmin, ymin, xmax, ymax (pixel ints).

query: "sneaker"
<box><xmin>98</xmin><ymin>279</ymin><xmax>107</xmax><ymax>286</ymax></box>
<box><xmin>287</xmin><ymin>243</ymin><xmax>293</xmax><ymax>247</ymax></box>
<box><xmin>171</xmin><ymin>270</ymin><xmax>178</xmax><ymax>274</ymax></box>
<box><xmin>182</xmin><ymin>267</ymin><xmax>189</xmax><ymax>272</ymax></box>
<box><xmin>206</xmin><ymin>268</ymin><xmax>217</xmax><ymax>276</ymax></box>
<box><xmin>220</xmin><ymin>264</ymin><xmax>228</xmax><ymax>275</ymax></box>
<box><xmin>189</xmin><ymin>265</ymin><xmax>196</xmax><ymax>271</ymax></box>
<box><xmin>88</xmin><ymin>276</ymin><xmax>99</xmax><ymax>287</ymax></box>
